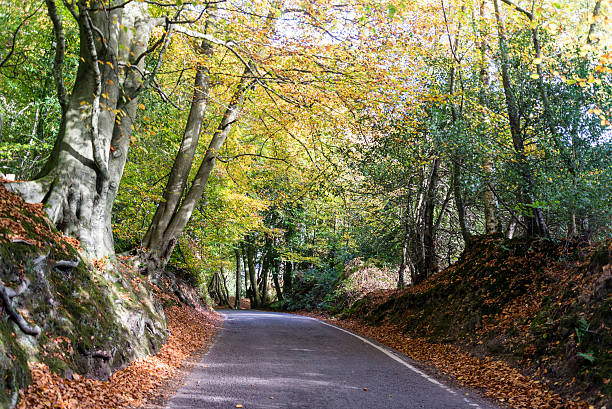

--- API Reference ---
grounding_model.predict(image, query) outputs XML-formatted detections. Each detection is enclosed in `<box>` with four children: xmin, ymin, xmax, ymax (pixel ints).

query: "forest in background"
<box><xmin>0</xmin><ymin>0</ymin><xmax>610</xmax><ymax>305</ymax></box>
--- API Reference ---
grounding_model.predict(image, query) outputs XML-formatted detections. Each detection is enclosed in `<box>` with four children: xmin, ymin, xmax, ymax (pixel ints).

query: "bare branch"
<box><xmin>216</xmin><ymin>153</ymin><xmax>290</xmax><ymax>164</ymax></box>
<box><xmin>499</xmin><ymin>0</ymin><xmax>533</xmax><ymax>19</ymax></box>
<box><xmin>0</xmin><ymin>5</ymin><xmax>42</xmax><ymax>69</ymax></box>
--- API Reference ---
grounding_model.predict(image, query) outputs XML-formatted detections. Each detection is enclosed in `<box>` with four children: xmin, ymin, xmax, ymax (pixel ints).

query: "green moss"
<box><xmin>0</xmin><ymin>320</ymin><xmax>30</xmax><ymax>409</ymax></box>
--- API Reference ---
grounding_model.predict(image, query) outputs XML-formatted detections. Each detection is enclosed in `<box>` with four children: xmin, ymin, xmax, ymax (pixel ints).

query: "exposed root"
<box><xmin>3</xmin><ymin>174</ymin><xmax>55</xmax><ymax>204</ymax></box>
<box><xmin>54</xmin><ymin>259</ymin><xmax>80</xmax><ymax>270</ymax></box>
<box><xmin>162</xmin><ymin>271</ymin><xmax>195</xmax><ymax>308</ymax></box>
<box><xmin>0</xmin><ymin>278</ymin><xmax>40</xmax><ymax>336</ymax></box>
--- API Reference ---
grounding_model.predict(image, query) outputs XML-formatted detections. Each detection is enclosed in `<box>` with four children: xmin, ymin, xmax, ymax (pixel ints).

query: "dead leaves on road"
<box><xmin>17</xmin><ymin>306</ymin><xmax>221</xmax><ymax>409</ymax></box>
<box><xmin>311</xmin><ymin>314</ymin><xmax>589</xmax><ymax>409</ymax></box>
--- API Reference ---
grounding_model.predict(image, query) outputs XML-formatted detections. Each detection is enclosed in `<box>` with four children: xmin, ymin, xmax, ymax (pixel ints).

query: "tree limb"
<box><xmin>45</xmin><ymin>0</ymin><xmax>69</xmax><ymax>114</ymax></box>
<box><xmin>80</xmin><ymin>4</ymin><xmax>109</xmax><ymax>181</ymax></box>
<box><xmin>0</xmin><ymin>5</ymin><xmax>42</xmax><ymax>69</ymax></box>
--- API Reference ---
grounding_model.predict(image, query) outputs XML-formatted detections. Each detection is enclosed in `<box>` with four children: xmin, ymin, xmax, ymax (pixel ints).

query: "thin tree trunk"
<box><xmin>234</xmin><ymin>248</ymin><xmax>242</xmax><ymax>309</ymax></box>
<box><xmin>272</xmin><ymin>258</ymin><xmax>283</xmax><ymax>302</ymax></box>
<box><xmin>493</xmin><ymin>0</ymin><xmax>547</xmax><ymax>237</ymax></box>
<box><xmin>413</xmin><ymin>158</ymin><xmax>439</xmax><ymax>285</ymax></box>
<box><xmin>282</xmin><ymin>260</ymin><xmax>293</xmax><ymax>296</ymax></box>
<box><xmin>478</xmin><ymin>1</ymin><xmax>501</xmax><ymax>234</ymax></box>
<box><xmin>482</xmin><ymin>160</ymin><xmax>500</xmax><ymax>234</ymax></box>
<box><xmin>220</xmin><ymin>267</ymin><xmax>232</xmax><ymax>308</ymax></box>
<box><xmin>259</xmin><ymin>239</ymin><xmax>271</xmax><ymax>305</ymax></box>
<box><xmin>507</xmin><ymin>218</ymin><xmax>518</xmax><ymax>239</ymax></box>
<box><xmin>451</xmin><ymin>159</ymin><xmax>470</xmax><ymax>243</ymax></box>
<box><xmin>397</xmin><ymin>202</ymin><xmax>409</xmax><ymax>289</ymax></box>
<box><xmin>246</xmin><ymin>238</ymin><xmax>260</xmax><ymax>308</ymax></box>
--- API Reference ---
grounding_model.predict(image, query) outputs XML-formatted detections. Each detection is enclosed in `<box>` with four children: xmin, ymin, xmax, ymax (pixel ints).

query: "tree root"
<box><xmin>0</xmin><ymin>278</ymin><xmax>41</xmax><ymax>336</ymax></box>
<box><xmin>163</xmin><ymin>271</ymin><xmax>195</xmax><ymax>308</ymax></box>
<box><xmin>54</xmin><ymin>259</ymin><xmax>79</xmax><ymax>270</ymax></box>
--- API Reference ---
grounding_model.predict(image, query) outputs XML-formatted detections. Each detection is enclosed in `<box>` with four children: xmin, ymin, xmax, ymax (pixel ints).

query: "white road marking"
<box><xmin>306</xmin><ymin>316</ymin><xmax>483</xmax><ymax>409</ymax></box>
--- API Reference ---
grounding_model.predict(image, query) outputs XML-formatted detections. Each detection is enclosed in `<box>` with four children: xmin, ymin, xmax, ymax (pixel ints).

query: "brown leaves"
<box><xmin>312</xmin><ymin>315</ymin><xmax>587</xmax><ymax>409</ymax></box>
<box><xmin>17</xmin><ymin>306</ymin><xmax>221</xmax><ymax>409</ymax></box>
<box><xmin>0</xmin><ymin>182</ymin><xmax>81</xmax><ymax>253</ymax></box>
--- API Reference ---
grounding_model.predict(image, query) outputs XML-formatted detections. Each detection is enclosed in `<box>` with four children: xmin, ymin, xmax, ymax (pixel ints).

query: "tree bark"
<box><xmin>272</xmin><ymin>260</ymin><xmax>283</xmax><ymax>302</ymax></box>
<box><xmin>397</xmin><ymin>201</ymin><xmax>409</xmax><ymax>289</ymax></box>
<box><xmin>412</xmin><ymin>158</ymin><xmax>439</xmax><ymax>285</ymax></box>
<box><xmin>477</xmin><ymin>1</ymin><xmax>501</xmax><ymax>235</ymax></box>
<box><xmin>246</xmin><ymin>239</ymin><xmax>260</xmax><ymax>308</ymax></box>
<box><xmin>493</xmin><ymin>0</ymin><xmax>547</xmax><ymax>237</ymax></box>
<box><xmin>7</xmin><ymin>0</ymin><xmax>160</xmax><ymax>259</ymax></box>
<box><xmin>142</xmin><ymin>41</ymin><xmax>212</xmax><ymax>250</ymax></box>
<box><xmin>259</xmin><ymin>237</ymin><xmax>271</xmax><ymax>305</ymax></box>
<box><xmin>142</xmin><ymin>68</ymin><xmax>253</xmax><ymax>275</ymax></box>
<box><xmin>234</xmin><ymin>248</ymin><xmax>242</xmax><ymax>309</ymax></box>
<box><xmin>282</xmin><ymin>260</ymin><xmax>293</xmax><ymax>296</ymax></box>
<box><xmin>451</xmin><ymin>159</ymin><xmax>470</xmax><ymax>243</ymax></box>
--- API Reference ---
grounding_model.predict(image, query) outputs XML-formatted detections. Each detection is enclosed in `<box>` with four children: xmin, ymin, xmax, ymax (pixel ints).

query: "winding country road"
<box><xmin>165</xmin><ymin>310</ymin><xmax>499</xmax><ymax>409</ymax></box>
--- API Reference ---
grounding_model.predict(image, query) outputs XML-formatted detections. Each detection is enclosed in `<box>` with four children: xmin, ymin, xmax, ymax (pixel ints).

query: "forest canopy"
<box><xmin>0</xmin><ymin>0</ymin><xmax>610</xmax><ymax>295</ymax></box>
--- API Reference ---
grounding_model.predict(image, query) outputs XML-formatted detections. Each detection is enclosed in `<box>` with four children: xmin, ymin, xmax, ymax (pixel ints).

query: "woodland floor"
<box><xmin>294</xmin><ymin>311</ymin><xmax>592</xmax><ymax>409</ymax></box>
<box><xmin>17</xmin><ymin>305</ymin><xmax>222</xmax><ymax>409</ymax></box>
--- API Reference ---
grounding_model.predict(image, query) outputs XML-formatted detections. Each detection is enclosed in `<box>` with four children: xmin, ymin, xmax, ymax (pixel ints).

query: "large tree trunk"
<box><xmin>7</xmin><ymin>0</ymin><xmax>159</xmax><ymax>259</ymax></box>
<box><xmin>142</xmin><ymin>42</ymin><xmax>212</xmax><ymax>251</ymax></box>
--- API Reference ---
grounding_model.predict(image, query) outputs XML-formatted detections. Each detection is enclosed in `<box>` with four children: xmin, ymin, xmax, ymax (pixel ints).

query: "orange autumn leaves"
<box><xmin>300</xmin><ymin>313</ymin><xmax>588</xmax><ymax>409</ymax></box>
<box><xmin>17</xmin><ymin>306</ymin><xmax>221</xmax><ymax>409</ymax></box>
<box><xmin>0</xmin><ymin>182</ymin><xmax>80</xmax><ymax>253</ymax></box>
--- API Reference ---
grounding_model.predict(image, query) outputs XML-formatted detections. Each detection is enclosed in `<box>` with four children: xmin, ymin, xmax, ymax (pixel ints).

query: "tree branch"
<box><xmin>0</xmin><ymin>5</ymin><xmax>42</xmax><ymax>69</ymax></box>
<box><xmin>45</xmin><ymin>0</ymin><xmax>69</xmax><ymax>114</ymax></box>
<box><xmin>216</xmin><ymin>153</ymin><xmax>290</xmax><ymax>164</ymax></box>
<box><xmin>81</xmin><ymin>4</ymin><xmax>109</xmax><ymax>181</ymax></box>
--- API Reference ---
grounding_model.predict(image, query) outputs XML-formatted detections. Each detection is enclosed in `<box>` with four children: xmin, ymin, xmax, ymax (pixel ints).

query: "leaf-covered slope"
<box><xmin>347</xmin><ymin>235</ymin><xmax>611</xmax><ymax>406</ymax></box>
<box><xmin>0</xmin><ymin>183</ymin><xmax>167</xmax><ymax>408</ymax></box>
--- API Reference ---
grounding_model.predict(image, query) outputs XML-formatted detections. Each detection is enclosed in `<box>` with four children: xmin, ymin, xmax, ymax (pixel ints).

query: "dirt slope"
<box><xmin>347</xmin><ymin>235</ymin><xmax>611</xmax><ymax>407</ymax></box>
<box><xmin>0</xmin><ymin>182</ymin><xmax>169</xmax><ymax>407</ymax></box>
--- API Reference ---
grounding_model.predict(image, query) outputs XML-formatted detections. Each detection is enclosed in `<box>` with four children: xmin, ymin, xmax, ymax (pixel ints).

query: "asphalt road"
<box><xmin>165</xmin><ymin>310</ymin><xmax>500</xmax><ymax>409</ymax></box>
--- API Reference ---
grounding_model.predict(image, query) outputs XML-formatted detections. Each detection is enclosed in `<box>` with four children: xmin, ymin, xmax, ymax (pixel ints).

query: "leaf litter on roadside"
<box><xmin>17</xmin><ymin>306</ymin><xmax>221</xmax><ymax>409</ymax></box>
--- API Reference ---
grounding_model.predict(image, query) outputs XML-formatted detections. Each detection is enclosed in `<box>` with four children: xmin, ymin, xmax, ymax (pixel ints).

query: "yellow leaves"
<box><xmin>532</xmin><ymin>58</ymin><xmax>542</xmax><ymax>65</ymax></box>
<box><xmin>530</xmin><ymin>73</ymin><xmax>540</xmax><ymax>80</ymax></box>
